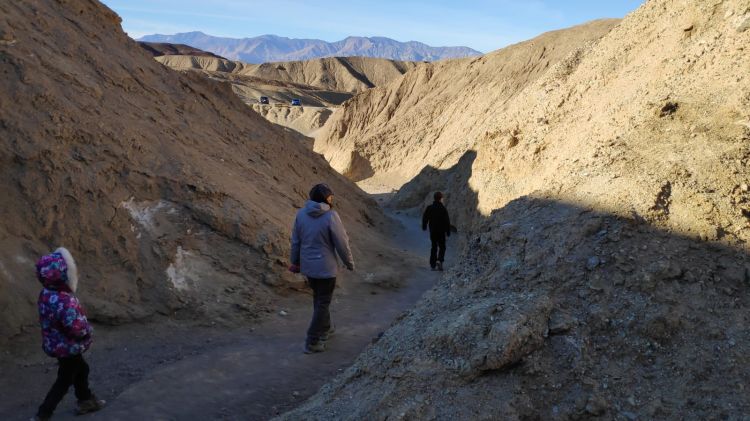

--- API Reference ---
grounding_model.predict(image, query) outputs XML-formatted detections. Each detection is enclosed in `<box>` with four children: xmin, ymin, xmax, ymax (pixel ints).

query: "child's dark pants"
<box><xmin>37</xmin><ymin>354</ymin><xmax>92</xmax><ymax>418</ymax></box>
<box><xmin>306</xmin><ymin>277</ymin><xmax>336</xmax><ymax>344</ymax></box>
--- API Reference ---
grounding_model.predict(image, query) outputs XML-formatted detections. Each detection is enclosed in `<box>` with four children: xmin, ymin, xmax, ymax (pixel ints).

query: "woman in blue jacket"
<box><xmin>290</xmin><ymin>183</ymin><xmax>354</xmax><ymax>354</ymax></box>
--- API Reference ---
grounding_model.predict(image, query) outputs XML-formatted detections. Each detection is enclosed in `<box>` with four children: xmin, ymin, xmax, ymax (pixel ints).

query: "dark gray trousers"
<box><xmin>430</xmin><ymin>231</ymin><xmax>447</xmax><ymax>268</ymax></box>
<box><xmin>306</xmin><ymin>277</ymin><xmax>336</xmax><ymax>344</ymax></box>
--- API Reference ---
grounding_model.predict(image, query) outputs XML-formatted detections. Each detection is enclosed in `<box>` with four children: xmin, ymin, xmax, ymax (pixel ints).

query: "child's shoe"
<box><xmin>76</xmin><ymin>395</ymin><xmax>106</xmax><ymax>415</ymax></box>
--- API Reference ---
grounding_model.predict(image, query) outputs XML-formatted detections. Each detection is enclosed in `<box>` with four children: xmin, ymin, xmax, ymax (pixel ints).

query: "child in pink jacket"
<box><xmin>34</xmin><ymin>248</ymin><xmax>104</xmax><ymax>420</ymax></box>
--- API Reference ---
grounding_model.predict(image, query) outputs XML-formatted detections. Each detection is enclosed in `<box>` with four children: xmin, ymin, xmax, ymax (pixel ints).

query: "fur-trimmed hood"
<box><xmin>36</xmin><ymin>247</ymin><xmax>79</xmax><ymax>292</ymax></box>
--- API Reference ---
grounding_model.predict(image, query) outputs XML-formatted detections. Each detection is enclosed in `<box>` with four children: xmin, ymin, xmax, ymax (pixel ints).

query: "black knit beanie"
<box><xmin>310</xmin><ymin>183</ymin><xmax>334</xmax><ymax>204</ymax></box>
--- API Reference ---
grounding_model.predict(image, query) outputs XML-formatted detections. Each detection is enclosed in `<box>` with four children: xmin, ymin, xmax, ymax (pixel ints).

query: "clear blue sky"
<box><xmin>101</xmin><ymin>0</ymin><xmax>644</xmax><ymax>53</ymax></box>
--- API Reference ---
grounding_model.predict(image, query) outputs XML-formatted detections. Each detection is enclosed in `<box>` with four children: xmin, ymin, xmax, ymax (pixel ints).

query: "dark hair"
<box><xmin>310</xmin><ymin>183</ymin><xmax>334</xmax><ymax>204</ymax></box>
<box><xmin>434</xmin><ymin>191</ymin><xmax>443</xmax><ymax>201</ymax></box>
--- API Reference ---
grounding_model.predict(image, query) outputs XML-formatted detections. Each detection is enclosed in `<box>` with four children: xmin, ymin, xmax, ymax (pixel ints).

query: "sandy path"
<box><xmin>2</xmin><ymin>208</ymin><xmax>450</xmax><ymax>421</ymax></box>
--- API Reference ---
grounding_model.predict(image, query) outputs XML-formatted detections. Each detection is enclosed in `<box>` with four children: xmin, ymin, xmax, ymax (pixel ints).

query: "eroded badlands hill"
<box><xmin>155</xmin><ymin>55</ymin><xmax>421</xmax><ymax>135</ymax></box>
<box><xmin>0</xmin><ymin>0</ymin><xmax>390</xmax><ymax>339</ymax></box>
<box><xmin>314</xmin><ymin>19</ymin><xmax>620</xmax><ymax>185</ymax></box>
<box><xmin>283</xmin><ymin>0</ymin><xmax>750</xmax><ymax>419</ymax></box>
<box><xmin>138</xmin><ymin>41</ymin><xmax>226</xmax><ymax>59</ymax></box>
<box><xmin>156</xmin><ymin>55</ymin><xmax>419</xmax><ymax>96</ymax></box>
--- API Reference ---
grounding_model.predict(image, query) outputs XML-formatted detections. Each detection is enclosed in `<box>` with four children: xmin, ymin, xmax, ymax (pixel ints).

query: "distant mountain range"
<box><xmin>138</xmin><ymin>32</ymin><xmax>483</xmax><ymax>63</ymax></box>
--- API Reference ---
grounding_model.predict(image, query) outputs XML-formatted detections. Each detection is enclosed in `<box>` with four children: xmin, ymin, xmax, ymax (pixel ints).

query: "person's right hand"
<box><xmin>288</xmin><ymin>264</ymin><xmax>300</xmax><ymax>273</ymax></box>
<box><xmin>346</xmin><ymin>263</ymin><xmax>355</xmax><ymax>271</ymax></box>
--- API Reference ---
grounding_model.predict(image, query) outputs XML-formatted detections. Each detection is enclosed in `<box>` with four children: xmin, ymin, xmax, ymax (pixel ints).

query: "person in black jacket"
<box><xmin>422</xmin><ymin>191</ymin><xmax>451</xmax><ymax>271</ymax></box>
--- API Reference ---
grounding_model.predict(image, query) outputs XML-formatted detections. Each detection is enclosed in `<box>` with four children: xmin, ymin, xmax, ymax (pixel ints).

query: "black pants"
<box><xmin>37</xmin><ymin>354</ymin><xmax>93</xmax><ymax>417</ymax></box>
<box><xmin>430</xmin><ymin>231</ymin><xmax>447</xmax><ymax>268</ymax></box>
<box><xmin>306</xmin><ymin>277</ymin><xmax>336</xmax><ymax>344</ymax></box>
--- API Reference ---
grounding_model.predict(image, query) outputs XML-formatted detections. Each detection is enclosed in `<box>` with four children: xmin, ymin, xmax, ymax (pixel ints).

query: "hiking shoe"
<box><xmin>437</xmin><ymin>262</ymin><xmax>444</xmax><ymax>271</ymax></box>
<box><xmin>304</xmin><ymin>341</ymin><xmax>325</xmax><ymax>354</ymax></box>
<box><xmin>320</xmin><ymin>326</ymin><xmax>336</xmax><ymax>341</ymax></box>
<box><xmin>430</xmin><ymin>266</ymin><xmax>436</xmax><ymax>271</ymax></box>
<box><xmin>76</xmin><ymin>396</ymin><xmax>106</xmax><ymax>415</ymax></box>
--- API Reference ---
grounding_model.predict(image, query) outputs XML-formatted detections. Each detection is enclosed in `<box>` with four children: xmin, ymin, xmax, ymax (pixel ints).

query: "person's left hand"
<box><xmin>289</xmin><ymin>264</ymin><xmax>300</xmax><ymax>273</ymax></box>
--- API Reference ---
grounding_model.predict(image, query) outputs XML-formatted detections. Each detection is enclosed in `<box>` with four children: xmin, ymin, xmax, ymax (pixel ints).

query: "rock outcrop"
<box><xmin>282</xmin><ymin>0</ymin><xmax>750</xmax><ymax>419</ymax></box>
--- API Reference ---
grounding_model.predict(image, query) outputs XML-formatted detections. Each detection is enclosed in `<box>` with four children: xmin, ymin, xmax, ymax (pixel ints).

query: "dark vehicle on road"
<box><xmin>259</xmin><ymin>96</ymin><xmax>269</xmax><ymax>104</ymax></box>
<box><xmin>291</xmin><ymin>98</ymin><xmax>301</xmax><ymax>106</ymax></box>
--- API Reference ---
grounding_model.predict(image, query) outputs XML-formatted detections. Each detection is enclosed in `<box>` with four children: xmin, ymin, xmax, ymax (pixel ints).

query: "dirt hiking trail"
<box><xmin>0</xmin><ymin>207</ymin><xmax>449</xmax><ymax>421</ymax></box>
